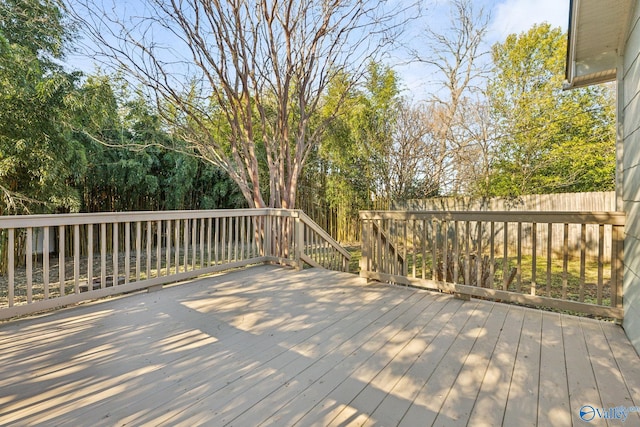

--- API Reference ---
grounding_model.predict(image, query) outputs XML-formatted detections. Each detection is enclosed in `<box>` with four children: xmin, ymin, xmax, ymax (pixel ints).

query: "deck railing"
<box><xmin>0</xmin><ymin>209</ymin><xmax>350</xmax><ymax>319</ymax></box>
<box><xmin>359</xmin><ymin>210</ymin><xmax>625</xmax><ymax>319</ymax></box>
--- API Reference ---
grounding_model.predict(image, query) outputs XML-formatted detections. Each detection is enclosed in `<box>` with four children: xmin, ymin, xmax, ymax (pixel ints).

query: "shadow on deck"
<box><xmin>0</xmin><ymin>265</ymin><xmax>639</xmax><ymax>426</ymax></box>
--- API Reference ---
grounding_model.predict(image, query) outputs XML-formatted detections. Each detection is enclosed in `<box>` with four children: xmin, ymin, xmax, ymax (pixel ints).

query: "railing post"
<box><xmin>612</xmin><ymin>224</ymin><xmax>624</xmax><ymax>308</ymax></box>
<box><xmin>360</xmin><ymin>217</ymin><xmax>369</xmax><ymax>278</ymax></box>
<box><xmin>293</xmin><ymin>212</ymin><xmax>304</xmax><ymax>271</ymax></box>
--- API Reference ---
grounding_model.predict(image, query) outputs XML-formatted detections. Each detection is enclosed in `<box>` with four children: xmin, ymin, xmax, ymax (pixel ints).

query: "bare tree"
<box><xmin>69</xmin><ymin>0</ymin><xmax>411</xmax><ymax>208</ymax></box>
<box><xmin>388</xmin><ymin>100</ymin><xmax>438</xmax><ymax>200</ymax></box>
<box><xmin>410</xmin><ymin>0</ymin><xmax>490</xmax><ymax>194</ymax></box>
<box><xmin>452</xmin><ymin>95</ymin><xmax>497</xmax><ymax>198</ymax></box>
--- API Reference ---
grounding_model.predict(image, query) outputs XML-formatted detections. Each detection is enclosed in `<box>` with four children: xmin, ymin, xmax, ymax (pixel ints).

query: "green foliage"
<box><xmin>0</xmin><ymin>0</ymin><xmax>245</xmax><ymax>215</ymax></box>
<box><xmin>315</xmin><ymin>62</ymin><xmax>401</xmax><ymax>214</ymax></box>
<box><xmin>0</xmin><ymin>0</ymin><xmax>69</xmax><ymax>62</ymax></box>
<box><xmin>0</xmin><ymin>0</ymin><xmax>84</xmax><ymax>214</ymax></box>
<box><xmin>487</xmin><ymin>24</ymin><xmax>615</xmax><ymax>196</ymax></box>
<box><xmin>73</xmin><ymin>76</ymin><xmax>246</xmax><ymax>212</ymax></box>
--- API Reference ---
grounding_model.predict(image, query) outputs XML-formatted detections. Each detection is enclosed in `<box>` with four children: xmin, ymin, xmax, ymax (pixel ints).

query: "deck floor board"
<box><xmin>1</xmin><ymin>265</ymin><xmax>639</xmax><ymax>426</ymax></box>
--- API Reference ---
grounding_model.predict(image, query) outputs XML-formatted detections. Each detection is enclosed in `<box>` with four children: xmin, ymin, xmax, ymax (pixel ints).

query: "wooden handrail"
<box><xmin>360</xmin><ymin>210</ymin><xmax>626</xmax><ymax>225</ymax></box>
<box><xmin>0</xmin><ymin>208</ymin><xmax>273</xmax><ymax>228</ymax></box>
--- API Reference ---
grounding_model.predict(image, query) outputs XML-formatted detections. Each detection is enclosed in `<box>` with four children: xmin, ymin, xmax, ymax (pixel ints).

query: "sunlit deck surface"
<box><xmin>1</xmin><ymin>265</ymin><xmax>639</xmax><ymax>426</ymax></box>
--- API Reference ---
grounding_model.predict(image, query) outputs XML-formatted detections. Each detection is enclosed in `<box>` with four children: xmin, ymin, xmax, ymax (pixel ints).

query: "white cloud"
<box><xmin>489</xmin><ymin>0</ymin><xmax>570</xmax><ymax>41</ymax></box>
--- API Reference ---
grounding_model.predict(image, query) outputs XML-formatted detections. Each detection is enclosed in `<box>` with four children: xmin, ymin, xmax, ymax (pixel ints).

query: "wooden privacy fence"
<box><xmin>0</xmin><ymin>209</ymin><xmax>350</xmax><ymax>319</ymax></box>
<box><xmin>359</xmin><ymin>210</ymin><xmax>625</xmax><ymax>319</ymax></box>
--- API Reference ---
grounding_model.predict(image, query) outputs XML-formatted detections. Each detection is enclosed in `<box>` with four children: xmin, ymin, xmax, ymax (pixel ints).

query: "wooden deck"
<box><xmin>1</xmin><ymin>265</ymin><xmax>639</xmax><ymax>426</ymax></box>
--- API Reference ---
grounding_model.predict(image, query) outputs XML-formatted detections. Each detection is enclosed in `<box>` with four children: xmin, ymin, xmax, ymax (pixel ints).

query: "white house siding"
<box><xmin>622</xmin><ymin>0</ymin><xmax>640</xmax><ymax>353</ymax></box>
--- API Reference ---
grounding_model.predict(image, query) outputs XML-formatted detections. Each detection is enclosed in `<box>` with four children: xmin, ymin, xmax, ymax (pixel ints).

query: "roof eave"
<box><xmin>564</xmin><ymin>0</ymin><xmax>633</xmax><ymax>90</ymax></box>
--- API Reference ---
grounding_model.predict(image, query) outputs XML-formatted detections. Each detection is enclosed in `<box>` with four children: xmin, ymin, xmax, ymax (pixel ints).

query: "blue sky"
<box><xmin>393</xmin><ymin>0</ymin><xmax>570</xmax><ymax>98</ymax></box>
<box><xmin>68</xmin><ymin>0</ymin><xmax>570</xmax><ymax>100</ymax></box>
<box><xmin>488</xmin><ymin>0</ymin><xmax>568</xmax><ymax>41</ymax></box>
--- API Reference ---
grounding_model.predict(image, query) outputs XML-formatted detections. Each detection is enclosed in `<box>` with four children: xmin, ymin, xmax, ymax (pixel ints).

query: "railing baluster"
<box><xmin>184</xmin><ymin>219</ymin><xmax>189</xmax><ymax>271</ymax></box>
<box><xmin>215</xmin><ymin>217</ymin><xmax>220</xmax><ymax>264</ymax></box>
<box><xmin>200</xmin><ymin>218</ymin><xmax>205</xmax><ymax>267</ymax></box>
<box><xmin>26</xmin><ymin>227</ymin><xmax>33</xmax><ymax>302</ymax></box>
<box><xmin>516</xmin><ymin>222</ymin><xmax>522</xmax><ymax>293</ymax></box>
<box><xmin>579</xmin><ymin>223</ymin><xmax>586</xmax><ymax>302</ymax></box>
<box><xmin>476</xmin><ymin>221</ymin><xmax>483</xmax><ymax>287</ymax></box>
<box><xmin>562</xmin><ymin>223</ymin><xmax>569</xmax><ymax>300</ymax></box>
<box><xmin>113</xmin><ymin>223</ymin><xmax>119</xmax><ymax>286</ymax></box>
<box><xmin>44</xmin><ymin>226</ymin><xmax>50</xmax><ymax>299</ymax></box>
<box><xmin>421</xmin><ymin>219</ymin><xmax>427</xmax><ymax>280</ymax></box>
<box><xmin>402</xmin><ymin>221</ymin><xmax>408</xmax><ymax>277</ymax></box>
<box><xmin>375</xmin><ymin>220</ymin><xmax>381</xmax><ymax>272</ymax></box>
<box><xmin>221</xmin><ymin>217</ymin><xmax>227</xmax><ymax>262</ymax></box>
<box><xmin>464</xmin><ymin>221</ymin><xmax>470</xmax><ymax>285</ymax></box>
<box><xmin>100</xmin><ymin>223</ymin><xmax>106</xmax><ymax>289</ymax></box>
<box><xmin>182</xmin><ymin>219</ymin><xmax>189</xmax><ymax>273</ymax></box>
<box><xmin>325</xmin><ymin>240</ymin><xmax>330</xmax><ymax>268</ymax></box>
<box><xmin>234</xmin><ymin>216</ymin><xmax>239</xmax><ymax>262</ymax></box>
<box><xmin>157</xmin><ymin>220</ymin><xmax>162</xmax><ymax>275</ymax></box>
<box><xmin>442</xmin><ymin>220</ymin><xmax>448</xmax><ymax>283</ymax></box>
<box><xmin>125</xmin><ymin>222</ymin><xmax>130</xmax><ymax>284</ymax></box>
<box><xmin>191</xmin><ymin>219</ymin><xmax>197</xmax><ymax>270</ymax></box>
<box><xmin>547</xmin><ymin>223</ymin><xmax>552</xmax><ymax>296</ymax></box>
<box><xmin>174</xmin><ymin>219</ymin><xmax>180</xmax><ymax>273</ymax></box>
<box><xmin>322</xmin><ymin>232</ymin><xmax>326</xmax><ymax>266</ymax></box>
<box><xmin>87</xmin><ymin>224</ymin><xmax>93</xmax><ymax>289</ymax></box>
<box><xmin>147</xmin><ymin>220</ymin><xmax>152</xmax><ymax>277</ymax></box>
<box><xmin>503</xmin><ymin>222</ymin><xmax>508</xmax><ymax>291</ymax></box>
<box><xmin>253</xmin><ymin>215</ymin><xmax>259</xmax><ymax>258</ymax></box>
<box><xmin>452</xmin><ymin>221</ymin><xmax>459</xmax><ymax>284</ymax></box>
<box><xmin>60</xmin><ymin>225</ymin><xmax>66</xmax><ymax>296</ymax></box>
<box><xmin>136</xmin><ymin>222</ymin><xmax>142</xmax><ymax>280</ymax></box>
<box><xmin>207</xmin><ymin>218</ymin><xmax>212</xmax><ymax>266</ymax></box>
<box><xmin>227</xmin><ymin>217</ymin><xmax>233</xmax><ymax>262</ymax></box>
<box><xmin>240</xmin><ymin>216</ymin><xmax>245</xmax><ymax>261</ymax></box>
<box><xmin>165</xmin><ymin>220</ymin><xmax>172</xmax><ymax>276</ymax></box>
<box><xmin>8</xmin><ymin>228</ymin><xmax>14</xmax><ymax>306</ymax></box>
<box><xmin>73</xmin><ymin>225</ymin><xmax>79</xmax><ymax>295</ymax></box>
<box><xmin>431</xmin><ymin>220</ymin><xmax>437</xmax><ymax>281</ymax></box>
<box><xmin>247</xmin><ymin>216</ymin><xmax>252</xmax><ymax>259</ymax></box>
<box><xmin>489</xmin><ymin>222</ymin><xmax>495</xmax><ymax>288</ymax></box>
<box><xmin>380</xmin><ymin>219</ymin><xmax>386</xmax><ymax>274</ymax></box>
<box><xmin>383</xmin><ymin>220</ymin><xmax>388</xmax><ymax>275</ymax></box>
<box><xmin>597</xmin><ymin>223</ymin><xmax>604</xmax><ymax>305</ymax></box>
<box><xmin>314</xmin><ymin>231</ymin><xmax>318</xmax><ymax>265</ymax></box>
<box><xmin>263</xmin><ymin>215</ymin><xmax>270</xmax><ymax>258</ymax></box>
<box><xmin>531</xmin><ymin>222</ymin><xmax>537</xmax><ymax>296</ymax></box>
<box><xmin>412</xmin><ymin>220</ymin><xmax>417</xmax><ymax>279</ymax></box>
